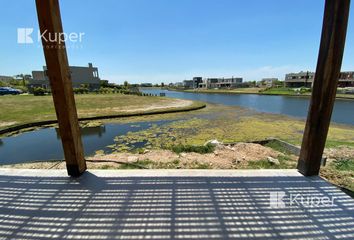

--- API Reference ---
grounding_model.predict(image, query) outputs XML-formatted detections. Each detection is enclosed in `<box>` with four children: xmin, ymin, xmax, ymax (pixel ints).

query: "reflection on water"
<box><xmin>55</xmin><ymin>125</ymin><xmax>107</xmax><ymax>139</ymax></box>
<box><xmin>0</xmin><ymin>120</ymin><xmax>171</xmax><ymax>165</ymax></box>
<box><xmin>81</xmin><ymin>125</ymin><xmax>106</xmax><ymax>137</ymax></box>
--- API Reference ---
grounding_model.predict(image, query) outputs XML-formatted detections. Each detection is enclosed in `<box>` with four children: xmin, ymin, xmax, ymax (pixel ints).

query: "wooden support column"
<box><xmin>297</xmin><ymin>0</ymin><xmax>350</xmax><ymax>176</ymax></box>
<box><xmin>35</xmin><ymin>0</ymin><xmax>86</xmax><ymax>176</ymax></box>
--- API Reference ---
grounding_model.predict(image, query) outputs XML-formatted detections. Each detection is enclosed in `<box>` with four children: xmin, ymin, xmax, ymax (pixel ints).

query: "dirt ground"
<box><xmin>2</xmin><ymin>142</ymin><xmax>352</xmax><ymax>193</ymax></box>
<box><xmin>2</xmin><ymin>143</ymin><xmax>287</xmax><ymax>170</ymax></box>
<box><xmin>3</xmin><ymin>143</ymin><xmax>353</xmax><ymax>171</ymax></box>
<box><xmin>324</xmin><ymin>146</ymin><xmax>354</xmax><ymax>160</ymax></box>
<box><xmin>89</xmin><ymin>143</ymin><xmax>284</xmax><ymax>169</ymax></box>
<box><xmin>0</xmin><ymin>121</ymin><xmax>17</xmax><ymax>128</ymax></box>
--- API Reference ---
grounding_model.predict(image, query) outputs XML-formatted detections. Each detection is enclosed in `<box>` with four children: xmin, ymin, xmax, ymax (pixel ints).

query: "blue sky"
<box><xmin>1</xmin><ymin>0</ymin><xmax>353</xmax><ymax>84</ymax></box>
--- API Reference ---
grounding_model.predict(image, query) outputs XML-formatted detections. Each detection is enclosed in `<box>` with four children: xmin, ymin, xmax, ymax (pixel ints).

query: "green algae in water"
<box><xmin>101</xmin><ymin>105</ymin><xmax>354</xmax><ymax>154</ymax></box>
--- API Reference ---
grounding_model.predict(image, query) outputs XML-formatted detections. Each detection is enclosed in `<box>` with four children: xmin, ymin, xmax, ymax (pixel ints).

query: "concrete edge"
<box><xmin>0</xmin><ymin>168</ymin><xmax>301</xmax><ymax>177</ymax></box>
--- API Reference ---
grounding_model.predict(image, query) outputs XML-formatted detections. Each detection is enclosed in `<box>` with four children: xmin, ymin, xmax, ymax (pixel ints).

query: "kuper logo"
<box><xmin>17</xmin><ymin>27</ymin><xmax>85</xmax><ymax>48</ymax></box>
<box><xmin>269</xmin><ymin>191</ymin><xmax>336</xmax><ymax>208</ymax></box>
<box><xmin>269</xmin><ymin>191</ymin><xmax>286</xmax><ymax>208</ymax></box>
<box><xmin>17</xmin><ymin>28</ymin><xmax>34</xmax><ymax>44</ymax></box>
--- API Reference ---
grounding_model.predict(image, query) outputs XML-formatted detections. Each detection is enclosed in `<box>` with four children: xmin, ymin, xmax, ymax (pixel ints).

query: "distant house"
<box><xmin>192</xmin><ymin>77</ymin><xmax>203</xmax><ymax>88</ymax></box>
<box><xmin>30</xmin><ymin>71</ymin><xmax>48</xmax><ymax>89</ymax></box>
<box><xmin>183</xmin><ymin>80</ymin><xmax>195</xmax><ymax>89</ymax></box>
<box><xmin>182</xmin><ymin>77</ymin><xmax>203</xmax><ymax>89</ymax></box>
<box><xmin>285</xmin><ymin>71</ymin><xmax>354</xmax><ymax>88</ymax></box>
<box><xmin>285</xmin><ymin>71</ymin><xmax>315</xmax><ymax>88</ymax></box>
<box><xmin>261</xmin><ymin>78</ymin><xmax>279</xmax><ymax>88</ymax></box>
<box><xmin>198</xmin><ymin>77</ymin><xmax>243</xmax><ymax>89</ymax></box>
<box><xmin>28</xmin><ymin>63</ymin><xmax>101</xmax><ymax>91</ymax></box>
<box><xmin>0</xmin><ymin>75</ymin><xmax>14</xmax><ymax>83</ymax></box>
<box><xmin>173</xmin><ymin>82</ymin><xmax>184</xmax><ymax>88</ymax></box>
<box><xmin>338</xmin><ymin>71</ymin><xmax>354</xmax><ymax>87</ymax></box>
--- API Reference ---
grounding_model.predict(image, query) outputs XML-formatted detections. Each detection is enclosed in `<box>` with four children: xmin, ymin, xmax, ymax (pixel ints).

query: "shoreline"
<box><xmin>0</xmin><ymin>101</ymin><xmax>206</xmax><ymax>135</ymax></box>
<box><xmin>164</xmin><ymin>88</ymin><xmax>354</xmax><ymax>100</ymax></box>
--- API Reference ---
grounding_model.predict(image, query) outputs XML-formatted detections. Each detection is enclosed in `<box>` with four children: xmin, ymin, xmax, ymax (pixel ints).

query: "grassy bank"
<box><xmin>0</xmin><ymin>94</ymin><xmax>204</xmax><ymax>130</ymax></box>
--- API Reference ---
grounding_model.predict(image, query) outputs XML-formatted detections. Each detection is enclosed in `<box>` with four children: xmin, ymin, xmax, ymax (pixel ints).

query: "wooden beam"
<box><xmin>35</xmin><ymin>0</ymin><xmax>86</xmax><ymax>177</ymax></box>
<box><xmin>297</xmin><ymin>0</ymin><xmax>350</xmax><ymax>176</ymax></box>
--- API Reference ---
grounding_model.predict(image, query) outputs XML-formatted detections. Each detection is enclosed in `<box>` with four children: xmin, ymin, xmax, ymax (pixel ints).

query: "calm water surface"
<box><xmin>142</xmin><ymin>89</ymin><xmax>354</xmax><ymax>125</ymax></box>
<box><xmin>0</xmin><ymin>121</ymin><xmax>169</xmax><ymax>165</ymax></box>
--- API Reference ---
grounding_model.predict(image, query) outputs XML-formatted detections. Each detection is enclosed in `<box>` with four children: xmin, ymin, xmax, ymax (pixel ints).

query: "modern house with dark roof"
<box><xmin>285</xmin><ymin>71</ymin><xmax>354</xmax><ymax>88</ymax></box>
<box><xmin>28</xmin><ymin>63</ymin><xmax>100</xmax><ymax>91</ymax></box>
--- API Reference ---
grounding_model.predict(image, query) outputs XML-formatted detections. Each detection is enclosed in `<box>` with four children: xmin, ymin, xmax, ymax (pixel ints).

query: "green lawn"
<box><xmin>0</xmin><ymin>93</ymin><xmax>203</xmax><ymax>129</ymax></box>
<box><xmin>260</xmin><ymin>87</ymin><xmax>304</xmax><ymax>95</ymax></box>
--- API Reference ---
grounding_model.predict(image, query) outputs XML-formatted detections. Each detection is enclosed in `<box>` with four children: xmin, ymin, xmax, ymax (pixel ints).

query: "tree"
<box><xmin>123</xmin><ymin>81</ymin><xmax>129</xmax><ymax>89</ymax></box>
<box><xmin>250</xmin><ymin>81</ymin><xmax>257</xmax><ymax>87</ymax></box>
<box><xmin>161</xmin><ymin>82</ymin><xmax>165</xmax><ymax>87</ymax></box>
<box><xmin>14</xmin><ymin>74</ymin><xmax>31</xmax><ymax>86</ymax></box>
<box><xmin>273</xmin><ymin>80</ymin><xmax>285</xmax><ymax>88</ymax></box>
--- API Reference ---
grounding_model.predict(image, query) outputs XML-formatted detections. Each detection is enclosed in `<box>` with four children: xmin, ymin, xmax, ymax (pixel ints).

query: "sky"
<box><xmin>0</xmin><ymin>0</ymin><xmax>353</xmax><ymax>84</ymax></box>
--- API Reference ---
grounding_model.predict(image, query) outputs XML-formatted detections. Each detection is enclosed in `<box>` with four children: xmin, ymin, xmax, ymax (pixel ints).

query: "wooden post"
<box><xmin>35</xmin><ymin>0</ymin><xmax>86</xmax><ymax>177</ymax></box>
<box><xmin>297</xmin><ymin>0</ymin><xmax>350</xmax><ymax>176</ymax></box>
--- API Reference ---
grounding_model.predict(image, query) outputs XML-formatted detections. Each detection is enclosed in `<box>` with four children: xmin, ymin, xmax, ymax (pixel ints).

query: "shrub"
<box><xmin>171</xmin><ymin>143</ymin><xmax>215</xmax><ymax>154</ymax></box>
<box><xmin>300</xmin><ymin>87</ymin><xmax>311</xmax><ymax>94</ymax></box>
<box><xmin>0</xmin><ymin>81</ymin><xmax>7</xmax><ymax>87</ymax></box>
<box><xmin>13</xmin><ymin>85</ymin><xmax>28</xmax><ymax>93</ymax></box>
<box><xmin>334</xmin><ymin>159</ymin><xmax>354</xmax><ymax>171</ymax></box>
<box><xmin>33</xmin><ymin>87</ymin><xmax>46</xmax><ymax>96</ymax></box>
<box><xmin>73</xmin><ymin>87</ymin><xmax>89</xmax><ymax>94</ymax></box>
<box><xmin>98</xmin><ymin>87</ymin><xmax>114</xmax><ymax>94</ymax></box>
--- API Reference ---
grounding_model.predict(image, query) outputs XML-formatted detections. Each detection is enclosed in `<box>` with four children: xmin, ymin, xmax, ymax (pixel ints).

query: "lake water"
<box><xmin>1</xmin><ymin>89</ymin><xmax>354</xmax><ymax>164</ymax></box>
<box><xmin>142</xmin><ymin>89</ymin><xmax>354</xmax><ymax>125</ymax></box>
<box><xmin>0</xmin><ymin>121</ymin><xmax>170</xmax><ymax>165</ymax></box>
